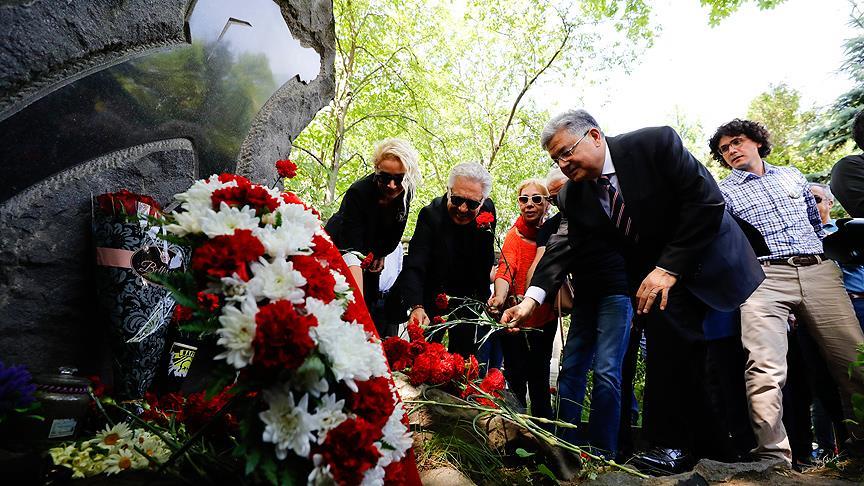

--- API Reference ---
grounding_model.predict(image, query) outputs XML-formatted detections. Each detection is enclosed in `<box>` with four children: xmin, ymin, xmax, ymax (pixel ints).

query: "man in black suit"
<box><xmin>502</xmin><ymin>109</ymin><xmax>764</xmax><ymax>472</ymax></box>
<box><xmin>397</xmin><ymin>162</ymin><xmax>497</xmax><ymax>359</ymax></box>
<box><xmin>831</xmin><ymin>110</ymin><xmax>864</xmax><ymax>217</ymax></box>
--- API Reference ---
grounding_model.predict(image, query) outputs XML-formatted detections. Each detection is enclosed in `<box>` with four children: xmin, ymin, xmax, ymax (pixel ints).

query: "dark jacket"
<box><xmin>532</xmin><ymin>126</ymin><xmax>764</xmax><ymax>313</ymax></box>
<box><xmin>396</xmin><ymin>194</ymin><xmax>496</xmax><ymax>316</ymax></box>
<box><xmin>324</xmin><ymin>173</ymin><xmax>410</xmax><ymax>258</ymax></box>
<box><xmin>831</xmin><ymin>154</ymin><xmax>864</xmax><ymax>218</ymax></box>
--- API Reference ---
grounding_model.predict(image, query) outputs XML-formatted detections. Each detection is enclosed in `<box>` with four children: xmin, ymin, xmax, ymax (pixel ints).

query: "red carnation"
<box><xmin>211</xmin><ymin>184</ymin><xmax>279</xmax><ymax>214</ymax></box>
<box><xmin>252</xmin><ymin>300</ymin><xmax>318</xmax><ymax>370</ymax></box>
<box><xmin>276</xmin><ymin>159</ymin><xmax>298</xmax><ymax>179</ymax></box>
<box><xmin>407</xmin><ymin>322</ymin><xmax>426</xmax><ymax>343</ymax></box>
<box><xmin>432</xmin><ymin>315</ymin><xmax>447</xmax><ymax>325</ymax></box>
<box><xmin>383</xmin><ymin>337</ymin><xmax>412</xmax><ymax>371</ymax></box>
<box><xmin>480</xmin><ymin>368</ymin><xmax>505</xmax><ymax>394</ymax></box>
<box><xmin>350</xmin><ymin>377</ymin><xmax>395</xmax><ymax>430</ymax></box>
<box><xmin>409</xmin><ymin>343</ymin><xmax>462</xmax><ymax>386</ymax></box>
<box><xmin>360</xmin><ymin>252</ymin><xmax>375</xmax><ymax>270</ymax></box>
<box><xmin>196</xmin><ymin>291</ymin><xmax>220</xmax><ymax>312</ymax></box>
<box><xmin>191</xmin><ymin>229</ymin><xmax>265</xmax><ymax>281</ymax></box>
<box><xmin>212</xmin><ymin>173</ymin><xmax>251</xmax><ymax>186</ymax></box>
<box><xmin>475</xmin><ymin>211</ymin><xmax>495</xmax><ymax>229</ymax></box>
<box><xmin>173</xmin><ymin>304</ymin><xmax>194</xmax><ymax>323</ymax></box>
<box><xmin>293</xmin><ymin>255</ymin><xmax>337</xmax><ymax>303</ymax></box>
<box><xmin>318</xmin><ymin>417</ymin><xmax>382</xmax><ymax>486</ymax></box>
<box><xmin>384</xmin><ymin>459</ymin><xmax>406</xmax><ymax>485</ymax></box>
<box><xmin>435</xmin><ymin>293</ymin><xmax>449</xmax><ymax>310</ymax></box>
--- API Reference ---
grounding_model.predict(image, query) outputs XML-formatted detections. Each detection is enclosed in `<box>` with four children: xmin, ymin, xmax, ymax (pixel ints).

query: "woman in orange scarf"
<box><xmin>488</xmin><ymin>178</ymin><xmax>555</xmax><ymax>418</ymax></box>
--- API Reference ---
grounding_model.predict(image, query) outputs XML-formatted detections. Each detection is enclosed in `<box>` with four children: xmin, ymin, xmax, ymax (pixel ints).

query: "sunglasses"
<box><xmin>518</xmin><ymin>195</ymin><xmax>546</xmax><ymax>205</ymax></box>
<box><xmin>548</xmin><ymin>194</ymin><xmax>558</xmax><ymax>207</ymax></box>
<box><xmin>814</xmin><ymin>195</ymin><xmax>823</xmax><ymax>204</ymax></box>
<box><xmin>449</xmin><ymin>194</ymin><xmax>482</xmax><ymax>210</ymax></box>
<box><xmin>374</xmin><ymin>172</ymin><xmax>405</xmax><ymax>186</ymax></box>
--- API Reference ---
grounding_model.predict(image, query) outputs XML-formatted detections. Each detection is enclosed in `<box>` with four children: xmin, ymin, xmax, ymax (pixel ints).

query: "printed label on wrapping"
<box><xmin>168</xmin><ymin>342</ymin><xmax>198</xmax><ymax>378</ymax></box>
<box><xmin>48</xmin><ymin>419</ymin><xmax>77</xmax><ymax>438</ymax></box>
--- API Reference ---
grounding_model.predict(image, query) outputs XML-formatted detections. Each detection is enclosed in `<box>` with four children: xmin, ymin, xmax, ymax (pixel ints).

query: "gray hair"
<box><xmin>447</xmin><ymin>162</ymin><xmax>492</xmax><ymax>198</ymax></box>
<box><xmin>545</xmin><ymin>166</ymin><xmax>568</xmax><ymax>187</ymax></box>
<box><xmin>540</xmin><ymin>109</ymin><xmax>602</xmax><ymax>150</ymax></box>
<box><xmin>808</xmin><ymin>182</ymin><xmax>834</xmax><ymax>203</ymax></box>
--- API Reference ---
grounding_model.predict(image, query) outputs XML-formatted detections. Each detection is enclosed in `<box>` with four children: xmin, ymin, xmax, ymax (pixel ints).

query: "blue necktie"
<box><xmin>598</xmin><ymin>175</ymin><xmax>638</xmax><ymax>243</ymax></box>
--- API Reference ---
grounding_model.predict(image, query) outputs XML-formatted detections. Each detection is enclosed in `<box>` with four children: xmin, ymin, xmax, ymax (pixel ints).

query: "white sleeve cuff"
<box><xmin>525</xmin><ymin>286</ymin><xmax>547</xmax><ymax>305</ymax></box>
<box><xmin>342</xmin><ymin>252</ymin><xmax>362</xmax><ymax>267</ymax></box>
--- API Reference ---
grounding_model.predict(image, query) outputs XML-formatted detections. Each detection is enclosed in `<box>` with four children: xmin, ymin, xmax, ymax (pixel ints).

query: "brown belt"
<box><xmin>849</xmin><ymin>292</ymin><xmax>864</xmax><ymax>300</ymax></box>
<box><xmin>761</xmin><ymin>254</ymin><xmax>825</xmax><ymax>267</ymax></box>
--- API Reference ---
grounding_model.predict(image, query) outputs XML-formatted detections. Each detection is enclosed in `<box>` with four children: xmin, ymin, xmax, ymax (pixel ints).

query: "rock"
<box><xmin>420</xmin><ymin>467</ymin><xmax>477</xmax><ymax>486</ymax></box>
<box><xmin>692</xmin><ymin>458</ymin><xmax>789</xmax><ymax>482</ymax></box>
<box><xmin>644</xmin><ymin>472</ymin><xmax>708</xmax><ymax>485</ymax></box>
<box><xmin>586</xmin><ymin>471</ymin><xmax>645</xmax><ymax>485</ymax></box>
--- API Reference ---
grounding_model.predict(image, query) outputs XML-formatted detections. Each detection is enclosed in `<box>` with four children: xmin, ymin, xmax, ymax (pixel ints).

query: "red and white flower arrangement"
<box><xmin>157</xmin><ymin>171</ymin><xmax>415</xmax><ymax>485</ymax></box>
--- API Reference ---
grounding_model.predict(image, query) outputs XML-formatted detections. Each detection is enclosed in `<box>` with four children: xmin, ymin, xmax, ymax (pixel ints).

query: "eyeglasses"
<box><xmin>449</xmin><ymin>194</ymin><xmax>482</xmax><ymax>211</ymax></box>
<box><xmin>547</xmin><ymin>194</ymin><xmax>558</xmax><ymax>207</ymax></box>
<box><xmin>374</xmin><ymin>172</ymin><xmax>405</xmax><ymax>186</ymax></box>
<box><xmin>718</xmin><ymin>137</ymin><xmax>746</xmax><ymax>155</ymax></box>
<box><xmin>552</xmin><ymin>130</ymin><xmax>591</xmax><ymax>166</ymax></box>
<box><xmin>518</xmin><ymin>194</ymin><xmax>546</xmax><ymax>205</ymax></box>
<box><xmin>814</xmin><ymin>195</ymin><xmax>823</xmax><ymax>204</ymax></box>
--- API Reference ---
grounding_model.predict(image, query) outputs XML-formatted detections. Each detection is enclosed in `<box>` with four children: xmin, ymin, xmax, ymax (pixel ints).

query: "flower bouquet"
<box><xmin>144</xmin><ymin>172</ymin><xmax>418</xmax><ymax>485</ymax></box>
<box><xmin>92</xmin><ymin>190</ymin><xmax>187</xmax><ymax>400</ymax></box>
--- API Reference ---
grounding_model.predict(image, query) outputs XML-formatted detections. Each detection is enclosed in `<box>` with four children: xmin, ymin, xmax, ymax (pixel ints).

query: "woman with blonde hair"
<box><xmin>488</xmin><ymin>177</ymin><xmax>556</xmax><ymax>418</ymax></box>
<box><xmin>324</xmin><ymin>138</ymin><xmax>421</xmax><ymax>336</ymax></box>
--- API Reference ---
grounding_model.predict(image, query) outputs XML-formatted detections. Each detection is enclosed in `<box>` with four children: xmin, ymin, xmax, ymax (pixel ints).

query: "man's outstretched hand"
<box><xmin>500</xmin><ymin>298</ymin><xmax>538</xmax><ymax>332</ymax></box>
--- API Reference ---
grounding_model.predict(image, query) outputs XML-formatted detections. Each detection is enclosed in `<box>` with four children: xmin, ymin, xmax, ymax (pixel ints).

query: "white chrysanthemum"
<box><xmin>312</xmin><ymin>317</ymin><xmax>388</xmax><ymax>391</ymax></box>
<box><xmin>164</xmin><ymin>206</ymin><xmax>211</xmax><ymax>236</ymax></box>
<box><xmin>199</xmin><ymin>202</ymin><xmax>260</xmax><ymax>238</ymax></box>
<box><xmin>305</xmin><ymin>297</ymin><xmax>347</xmax><ymax>329</ymax></box>
<box><xmin>103</xmin><ymin>448</ymin><xmax>136</xmax><ymax>475</ymax></box>
<box><xmin>259</xmin><ymin>388</ymin><xmax>320</xmax><ymax>460</ymax></box>
<box><xmin>361</xmin><ymin>465</ymin><xmax>386</xmax><ymax>486</ymax></box>
<box><xmin>331</xmin><ymin>270</ymin><xmax>352</xmax><ymax>300</ymax></box>
<box><xmin>246</xmin><ymin>257</ymin><xmax>307</xmax><ymax>303</ymax></box>
<box><xmin>215</xmin><ymin>298</ymin><xmax>259</xmax><ymax>369</ymax></box>
<box><xmin>313</xmin><ymin>393</ymin><xmax>347</xmax><ymax>441</ymax></box>
<box><xmin>220</xmin><ymin>273</ymin><xmax>248</xmax><ymax>302</ymax></box>
<box><xmin>257</xmin><ymin>204</ymin><xmax>320</xmax><ymax>258</ymax></box>
<box><xmin>307</xmin><ymin>454</ymin><xmax>335</xmax><ymax>485</ymax></box>
<box><xmin>291</xmin><ymin>371</ymin><xmax>329</xmax><ymax>398</ymax></box>
<box><xmin>377</xmin><ymin>405</ymin><xmax>412</xmax><ymax>467</ymax></box>
<box><xmin>175</xmin><ymin>175</ymin><xmax>236</xmax><ymax>211</ymax></box>
<box><xmin>93</xmin><ymin>422</ymin><xmax>132</xmax><ymax>449</ymax></box>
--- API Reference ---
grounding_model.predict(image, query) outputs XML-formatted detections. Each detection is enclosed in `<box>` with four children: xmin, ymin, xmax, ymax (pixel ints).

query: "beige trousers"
<box><xmin>740</xmin><ymin>260</ymin><xmax>864</xmax><ymax>463</ymax></box>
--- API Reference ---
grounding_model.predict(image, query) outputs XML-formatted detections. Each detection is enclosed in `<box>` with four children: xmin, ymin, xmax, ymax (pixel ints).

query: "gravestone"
<box><xmin>0</xmin><ymin>0</ymin><xmax>336</xmax><ymax>373</ymax></box>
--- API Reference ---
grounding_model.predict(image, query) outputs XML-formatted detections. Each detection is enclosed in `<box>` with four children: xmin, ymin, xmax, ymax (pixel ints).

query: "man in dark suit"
<box><xmin>831</xmin><ymin>110</ymin><xmax>864</xmax><ymax>217</ymax></box>
<box><xmin>397</xmin><ymin>162</ymin><xmax>497</xmax><ymax>359</ymax></box>
<box><xmin>502</xmin><ymin>109</ymin><xmax>764</xmax><ymax>472</ymax></box>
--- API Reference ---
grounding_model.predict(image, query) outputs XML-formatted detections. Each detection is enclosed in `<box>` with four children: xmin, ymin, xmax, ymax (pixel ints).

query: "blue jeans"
<box><xmin>557</xmin><ymin>294</ymin><xmax>633</xmax><ymax>457</ymax></box>
<box><xmin>476</xmin><ymin>330</ymin><xmax>504</xmax><ymax>376</ymax></box>
<box><xmin>852</xmin><ymin>298</ymin><xmax>864</xmax><ymax>332</ymax></box>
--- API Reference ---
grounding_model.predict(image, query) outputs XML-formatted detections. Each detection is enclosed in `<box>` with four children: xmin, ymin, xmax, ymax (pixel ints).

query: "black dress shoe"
<box><xmin>633</xmin><ymin>447</ymin><xmax>693</xmax><ymax>475</ymax></box>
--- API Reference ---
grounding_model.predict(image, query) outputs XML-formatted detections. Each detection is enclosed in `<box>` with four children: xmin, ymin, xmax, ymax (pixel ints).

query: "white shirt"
<box><xmin>525</xmin><ymin>140</ymin><xmax>618</xmax><ymax>305</ymax></box>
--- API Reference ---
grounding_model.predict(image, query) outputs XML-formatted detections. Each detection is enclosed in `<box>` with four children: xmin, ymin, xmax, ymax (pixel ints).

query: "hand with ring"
<box><xmin>635</xmin><ymin>267</ymin><xmax>678</xmax><ymax>314</ymax></box>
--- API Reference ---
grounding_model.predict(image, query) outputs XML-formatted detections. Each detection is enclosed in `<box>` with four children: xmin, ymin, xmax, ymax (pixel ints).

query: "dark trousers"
<box><xmin>501</xmin><ymin>320</ymin><xmax>556</xmax><ymax>419</ymax></box>
<box><xmin>618</xmin><ymin>324</ymin><xmax>644</xmax><ymax>458</ymax></box>
<box><xmin>641</xmin><ymin>285</ymin><xmax>714</xmax><ymax>453</ymax></box>
<box><xmin>704</xmin><ymin>336</ymin><xmax>756</xmax><ymax>460</ymax></box>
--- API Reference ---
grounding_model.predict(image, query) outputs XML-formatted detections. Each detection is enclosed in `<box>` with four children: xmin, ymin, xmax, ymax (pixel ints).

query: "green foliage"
<box><xmin>807</xmin><ymin>4</ymin><xmax>864</xmax><ymax>153</ymax></box>
<box><xmin>851</xmin><ymin>343</ymin><xmax>864</xmax><ymax>423</ymax></box>
<box><xmin>290</xmin><ymin>0</ymin><xmax>656</xmax><ymax>236</ymax></box>
<box><xmin>747</xmin><ymin>84</ymin><xmax>847</xmax><ymax>174</ymax></box>
<box><xmin>700</xmin><ymin>0</ymin><xmax>787</xmax><ymax>26</ymax></box>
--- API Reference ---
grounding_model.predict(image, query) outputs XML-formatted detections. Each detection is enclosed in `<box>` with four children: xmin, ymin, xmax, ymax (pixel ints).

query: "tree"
<box><xmin>747</xmin><ymin>84</ymin><xmax>845</xmax><ymax>174</ymax></box>
<box><xmin>806</xmin><ymin>2</ymin><xmax>864</xmax><ymax>153</ymax></box>
<box><xmin>699</xmin><ymin>0</ymin><xmax>787</xmax><ymax>26</ymax></box>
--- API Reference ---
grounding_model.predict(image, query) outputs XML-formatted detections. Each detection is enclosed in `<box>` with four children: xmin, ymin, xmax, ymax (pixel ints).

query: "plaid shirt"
<box><xmin>718</xmin><ymin>161</ymin><xmax>824</xmax><ymax>260</ymax></box>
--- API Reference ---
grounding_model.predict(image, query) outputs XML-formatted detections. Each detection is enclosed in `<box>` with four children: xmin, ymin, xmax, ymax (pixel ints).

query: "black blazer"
<box><xmin>396</xmin><ymin>195</ymin><xmax>496</xmax><ymax>316</ymax></box>
<box><xmin>324</xmin><ymin>174</ymin><xmax>410</xmax><ymax>258</ymax></box>
<box><xmin>532</xmin><ymin>126</ymin><xmax>764</xmax><ymax>312</ymax></box>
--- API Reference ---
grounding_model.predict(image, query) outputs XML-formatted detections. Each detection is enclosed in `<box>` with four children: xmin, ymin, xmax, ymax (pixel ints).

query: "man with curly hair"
<box><xmin>831</xmin><ymin>110</ymin><xmax>864</xmax><ymax>217</ymax></box>
<box><xmin>710</xmin><ymin>118</ymin><xmax>864</xmax><ymax>466</ymax></box>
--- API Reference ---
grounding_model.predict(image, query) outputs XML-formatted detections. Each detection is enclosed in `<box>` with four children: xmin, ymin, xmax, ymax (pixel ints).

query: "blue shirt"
<box><xmin>719</xmin><ymin>162</ymin><xmax>824</xmax><ymax>260</ymax></box>
<box><xmin>823</xmin><ymin>220</ymin><xmax>864</xmax><ymax>292</ymax></box>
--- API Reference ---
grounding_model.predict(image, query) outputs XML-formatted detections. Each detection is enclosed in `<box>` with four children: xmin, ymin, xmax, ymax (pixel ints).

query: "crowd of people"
<box><xmin>322</xmin><ymin>107</ymin><xmax>864</xmax><ymax>474</ymax></box>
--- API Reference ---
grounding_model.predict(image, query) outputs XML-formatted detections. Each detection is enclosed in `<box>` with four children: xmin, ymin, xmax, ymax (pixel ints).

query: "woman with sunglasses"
<box><xmin>324</xmin><ymin>138</ymin><xmax>421</xmax><ymax>336</ymax></box>
<box><xmin>487</xmin><ymin>178</ymin><xmax>556</xmax><ymax>418</ymax></box>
